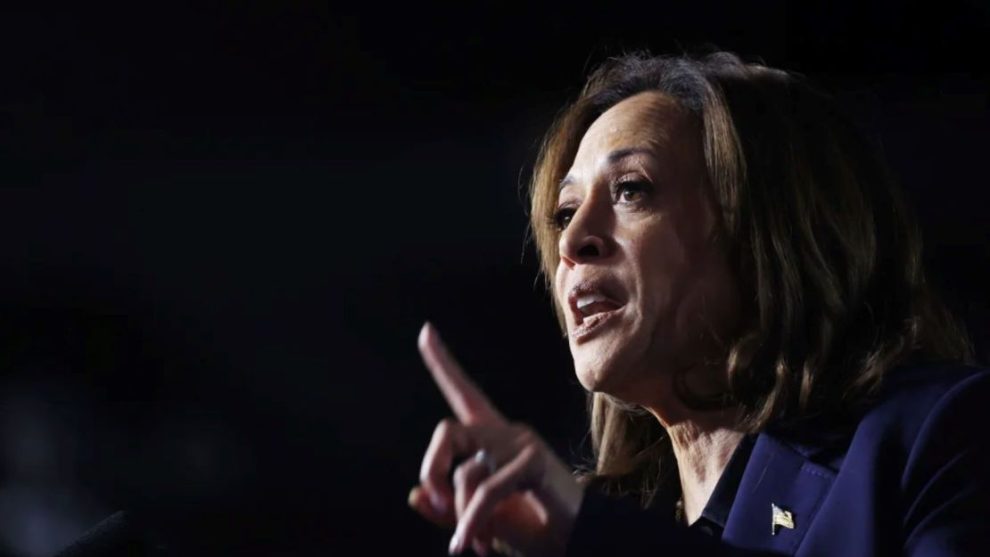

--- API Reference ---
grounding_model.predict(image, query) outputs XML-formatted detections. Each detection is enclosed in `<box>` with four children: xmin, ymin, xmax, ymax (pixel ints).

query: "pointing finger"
<box><xmin>418</xmin><ymin>322</ymin><xmax>504</xmax><ymax>425</ymax></box>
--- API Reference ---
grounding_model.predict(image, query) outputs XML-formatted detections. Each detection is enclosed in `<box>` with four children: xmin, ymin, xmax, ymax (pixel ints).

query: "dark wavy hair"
<box><xmin>527</xmin><ymin>51</ymin><xmax>974</xmax><ymax>505</ymax></box>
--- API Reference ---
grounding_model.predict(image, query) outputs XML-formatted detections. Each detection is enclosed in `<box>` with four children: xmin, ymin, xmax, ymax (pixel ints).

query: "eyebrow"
<box><xmin>557</xmin><ymin>147</ymin><xmax>654</xmax><ymax>192</ymax></box>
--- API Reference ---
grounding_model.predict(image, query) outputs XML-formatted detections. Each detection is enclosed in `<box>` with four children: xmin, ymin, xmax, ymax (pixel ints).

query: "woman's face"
<box><xmin>553</xmin><ymin>91</ymin><xmax>741</xmax><ymax>407</ymax></box>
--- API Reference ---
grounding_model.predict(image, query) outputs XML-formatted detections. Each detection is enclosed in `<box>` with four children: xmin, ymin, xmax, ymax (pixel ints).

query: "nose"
<box><xmin>558</xmin><ymin>197</ymin><xmax>612</xmax><ymax>269</ymax></box>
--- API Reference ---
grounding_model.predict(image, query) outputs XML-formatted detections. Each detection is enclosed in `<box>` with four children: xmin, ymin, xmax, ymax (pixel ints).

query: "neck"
<box><xmin>632</xmin><ymin>357</ymin><xmax>745</xmax><ymax>525</ymax></box>
<box><xmin>647</xmin><ymin>402</ymin><xmax>744</xmax><ymax>525</ymax></box>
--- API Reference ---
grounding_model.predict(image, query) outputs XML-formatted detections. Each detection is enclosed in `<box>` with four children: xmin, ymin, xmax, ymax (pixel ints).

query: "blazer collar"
<box><xmin>721</xmin><ymin>433</ymin><xmax>836</xmax><ymax>555</ymax></box>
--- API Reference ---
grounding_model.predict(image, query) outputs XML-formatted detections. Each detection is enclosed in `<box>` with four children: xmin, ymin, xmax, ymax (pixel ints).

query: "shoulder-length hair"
<box><xmin>527</xmin><ymin>51</ymin><xmax>974</xmax><ymax>505</ymax></box>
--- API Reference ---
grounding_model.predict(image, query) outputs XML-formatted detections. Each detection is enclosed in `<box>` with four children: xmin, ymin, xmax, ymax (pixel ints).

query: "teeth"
<box><xmin>576</xmin><ymin>293</ymin><xmax>608</xmax><ymax>310</ymax></box>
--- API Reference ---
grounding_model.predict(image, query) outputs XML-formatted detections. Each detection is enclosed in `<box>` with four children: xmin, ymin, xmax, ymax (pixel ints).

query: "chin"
<box><xmin>573</xmin><ymin>353</ymin><xmax>633</xmax><ymax>397</ymax></box>
<box><xmin>575</xmin><ymin>364</ymin><xmax>607</xmax><ymax>393</ymax></box>
<box><xmin>570</xmin><ymin>331</ymin><xmax>658</xmax><ymax>404</ymax></box>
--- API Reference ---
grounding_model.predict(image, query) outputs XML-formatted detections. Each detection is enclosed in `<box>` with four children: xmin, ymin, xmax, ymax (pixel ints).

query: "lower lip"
<box><xmin>572</xmin><ymin>306</ymin><xmax>624</xmax><ymax>343</ymax></box>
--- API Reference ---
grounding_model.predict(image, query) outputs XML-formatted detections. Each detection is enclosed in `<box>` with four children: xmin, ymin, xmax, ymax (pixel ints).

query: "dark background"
<box><xmin>1</xmin><ymin>1</ymin><xmax>988</xmax><ymax>555</ymax></box>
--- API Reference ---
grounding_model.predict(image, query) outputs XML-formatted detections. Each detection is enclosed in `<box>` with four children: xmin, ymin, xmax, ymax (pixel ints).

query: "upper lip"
<box><xmin>566</xmin><ymin>277</ymin><xmax>627</xmax><ymax>326</ymax></box>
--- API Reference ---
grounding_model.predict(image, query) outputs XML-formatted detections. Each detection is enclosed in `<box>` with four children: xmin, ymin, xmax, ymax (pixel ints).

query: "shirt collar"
<box><xmin>697</xmin><ymin>434</ymin><xmax>756</xmax><ymax>530</ymax></box>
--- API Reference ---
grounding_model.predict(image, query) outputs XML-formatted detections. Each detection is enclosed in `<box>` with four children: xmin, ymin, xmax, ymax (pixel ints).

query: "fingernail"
<box><xmin>418</xmin><ymin>323</ymin><xmax>431</xmax><ymax>349</ymax></box>
<box><xmin>407</xmin><ymin>487</ymin><xmax>419</xmax><ymax>508</ymax></box>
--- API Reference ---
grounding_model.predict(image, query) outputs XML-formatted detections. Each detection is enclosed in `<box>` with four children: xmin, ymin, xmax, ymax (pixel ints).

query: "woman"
<box><xmin>408</xmin><ymin>51</ymin><xmax>987</xmax><ymax>556</ymax></box>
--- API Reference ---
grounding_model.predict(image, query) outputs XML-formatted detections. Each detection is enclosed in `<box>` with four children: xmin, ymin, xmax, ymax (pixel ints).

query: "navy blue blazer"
<box><xmin>565</xmin><ymin>363</ymin><xmax>990</xmax><ymax>556</ymax></box>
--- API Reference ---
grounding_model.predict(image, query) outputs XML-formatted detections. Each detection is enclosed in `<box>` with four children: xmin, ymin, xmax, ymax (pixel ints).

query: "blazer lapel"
<box><xmin>722</xmin><ymin>433</ymin><xmax>835</xmax><ymax>555</ymax></box>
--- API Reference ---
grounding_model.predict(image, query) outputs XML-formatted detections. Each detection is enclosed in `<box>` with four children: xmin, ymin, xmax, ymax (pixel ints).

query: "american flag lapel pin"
<box><xmin>771</xmin><ymin>503</ymin><xmax>795</xmax><ymax>535</ymax></box>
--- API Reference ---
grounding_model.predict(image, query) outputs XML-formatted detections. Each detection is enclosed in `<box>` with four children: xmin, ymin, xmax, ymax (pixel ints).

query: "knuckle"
<box><xmin>420</xmin><ymin>459</ymin><xmax>443</xmax><ymax>487</ymax></box>
<box><xmin>421</xmin><ymin>421</ymin><xmax>466</xmax><ymax>490</ymax></box>
<box><xmin>436</xmin><ymin>418</ymin><xmax>457</xmax><ymax>437</ymax></box>
<box><xmin>473</xmin><ymin>483</ymin><xmax>492</xmax><ymax>504</ymax></box>
<box><xmin>427</xmin><ymin>462</ymin><xmax>447</xmax><ymax>484</ymax></box>
<box><xmin>420</xmin><ymin>464</ymin><xmax>439</xmax><ymax>487</ymax></box>
<box><xmin>521</xmin><ymin>443</ymin><xmax>539</xmax><ymax>459</ymax></box>
<box><xmin>476</xmin><ymin>473</ymin><xmax>509</xmax><ymax>502</ymax></box>
<box><xmin>524</xmin><ymin>445</ymin><xmax>544</xmax><ymax>470</ymax></box>
<box><xmin>523</xmin><ymin>446</ymin><xmax>549</xmax><ymax>489</ymax></box>
<box><xmin>517</xmin><ymin>431</ymin><xmax>541</xmax><ymax>453</ymax></box>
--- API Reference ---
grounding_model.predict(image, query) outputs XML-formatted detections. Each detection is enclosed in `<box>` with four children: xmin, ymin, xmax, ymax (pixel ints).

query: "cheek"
<box><xmin>671</xmin><ymin>252</ymin><xmax>742</xmax><ymax>353</ymax></box>
<box><xmin>625</xmin><ymin>220</ymin><xmax>730</xmax><ymax>357</ymax></box>
<box><xmin>629</xmin><ymin>225</ymin><xmax>687</xmax><ymax>315</ymax></box>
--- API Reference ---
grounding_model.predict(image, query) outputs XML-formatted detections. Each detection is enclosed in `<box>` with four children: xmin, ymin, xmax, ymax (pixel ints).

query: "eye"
<box><xmin>552</xmin><ymin>206</ymin><xmax>576</xmax><ymax>231</ymax></box>
<box><xmin>615</xmin><ymin>180</ymin><xmax>651</xmax><ymax>204</ymax></box>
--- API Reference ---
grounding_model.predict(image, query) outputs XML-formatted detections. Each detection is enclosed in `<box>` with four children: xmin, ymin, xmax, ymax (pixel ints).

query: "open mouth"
<box><xmin>567</xmin><ymin>280</ymin><xmax>626</xmax><ymax>343</ymax></box>
<box><xmin>571</xmin><ymin>304</ymin><xmax>623</xmax><ymax>342</ymax></box>
<box><xmin>574</xmin><ymin>295</ymin><xmax>622</xmax><ymax>325</ymax></box>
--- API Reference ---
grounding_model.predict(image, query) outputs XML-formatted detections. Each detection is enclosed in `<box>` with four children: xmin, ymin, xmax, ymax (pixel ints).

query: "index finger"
<box><xmin>418</xmin><ymin>322</ymin><xmax>504</xmax><ymax>425</ymax></box>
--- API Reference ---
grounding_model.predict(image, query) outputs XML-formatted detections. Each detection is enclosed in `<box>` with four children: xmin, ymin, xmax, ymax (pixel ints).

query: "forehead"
<box><xmin>573</xmin><ymin>91</ymin><xmax>685</xmax><ymax>162</ymax></box>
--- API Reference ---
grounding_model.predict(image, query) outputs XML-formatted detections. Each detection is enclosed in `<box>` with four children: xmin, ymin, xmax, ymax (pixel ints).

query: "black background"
<box><xmin>1</xmin><ymin>1</ymin><xmax>988</xmax><ymax>555</ymax></box>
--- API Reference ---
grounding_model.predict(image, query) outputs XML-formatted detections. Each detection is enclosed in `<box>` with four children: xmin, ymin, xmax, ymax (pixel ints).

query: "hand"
<box><xmin>408</xmin><ymin>322</ymin><xmax>585</xmax><ymax>556</ymax></box>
